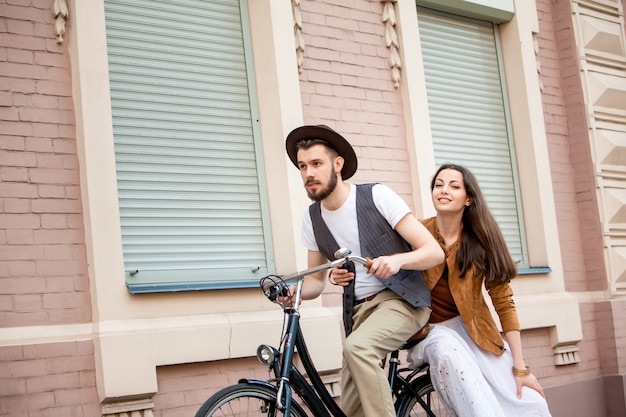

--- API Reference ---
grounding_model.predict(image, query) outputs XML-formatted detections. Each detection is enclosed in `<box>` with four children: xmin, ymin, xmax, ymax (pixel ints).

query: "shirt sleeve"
<box><xmin>372</xmin><ymin>183</ymin><xmax>412</xmax><ymax>228</ymax></box>
<box><xmin>486</xmin><ymin>280</ymin><xmax>521</xmax><ymax>333</ymax></box>
<box><xmin>300</xmin><ymin>208</ymin><xmax>319</xmax><ymax>252</ymax></box>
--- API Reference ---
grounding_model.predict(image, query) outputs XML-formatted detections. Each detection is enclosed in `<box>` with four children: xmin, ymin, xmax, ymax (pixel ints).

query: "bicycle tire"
<box><xmin>396</xmin><ymin>375</ymin><xmax>450</xmax><ymax>417</ymax></box>
<box><xmin>195</xmin><ymin>383</ymin><xmax>309</xmax><ymax>417</ymax></box>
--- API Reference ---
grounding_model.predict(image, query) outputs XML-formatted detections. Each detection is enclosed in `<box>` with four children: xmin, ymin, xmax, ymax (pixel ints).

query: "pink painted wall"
<box><xmin>1</xmin><ymin>0</ymin><xmax>624</xmax><ymax>416</ymax></box>
<box><xmin>0</xmin><ymin>0</ymin><xmax>91</xmax><ymax>328</ymax></box>
<box><xmin>298</xmin><ymin>0</ymin><xmax>416</xmax><ymax>199</ymax></box>
<box><xmin>535</xmin><ymin>0</ymin><xmax>607</xmax><ymax>293</ymax></box>
<box><xmin>0</xmin><ymin>2</ymin><xmax>98</xmax><ymax>415</ymax></box>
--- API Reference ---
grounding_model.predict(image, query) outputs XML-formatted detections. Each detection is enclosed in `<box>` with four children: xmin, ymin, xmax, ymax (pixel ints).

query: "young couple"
<box><xmin>284</xmin><ymin>124</ymin><xmax>552</xmax><ymax>417</ymax></box>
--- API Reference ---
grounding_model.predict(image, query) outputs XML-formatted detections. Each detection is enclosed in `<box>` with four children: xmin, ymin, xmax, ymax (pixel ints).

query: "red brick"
<box><xmin>48</xmin><ymin>308</ymin><xmax>90</xmax><ymax>324</ymax></box>
<box><xmin>51</xmin><ymin>138</ymin><xmax>77</xmax><ymax>154</ymax></box>
<box><xmin>13</xmin><ymin>294</ymin><xmax>42</xmax><ymax>312</ymax></box>
<box><xmin>3</xmin><ymin>78</ymin><xmax>37</xmax><ymax>94</ymax></box>
<box><xmin>0</xmin><ymin>346</ymin><xmax>24</xmax><ymax>361</ymax></box>
<box><xmin>29</xmin><ymin>166</ymin><xmax>78</xmax><ymax>184</ymax></box>
<box><xmin>38</xmin><ymin>185</ymin><xmax>66</xmax><ymax>199</ymax></box>
<box><xmin>34</xmin><ymin>50</ymin><xmax>69</xmax><ymax>68</ymax></box>
<box><xmin>1</xmin><ymin>392</ymin><xmax>55</xmax><ymax>413</ymax></box>
<box><xmin>31</xmin><ymin>93</ymin><xmax>59</xmax><ymax>109</ymax></box>
<box><xmin>0</xmin><ymin>277</ymin><xmax>47</xmax><ymax>294</ymax></box>
<box><xmin>2</xmin><ymin>198</ymin><xmax>30</xmax><ymax>214</ymax></box>
<box><xmin>45</xmin><ymin>276</ymin><xmax>77</xmax><ymax>292</ymax></box>
<box><xmin>36</xmin><ymin>260</ymin><xmax>86</xmax><ymax>277</ymax></box>
<box><xmin>6</xmin><ymin>229</ymin><xmax>34</xmax><ymax>244</ymax></box>
<box><xmin>0</xmin><ymin>294</ymin><xmax>13</xmax><ymax>310</ymax></box>
<box><xmin>47</xmin><ymin>354</ymin><xmax>94</xmax><ymax>374</ymax></box>
<box><xmin>0</xmin><ymin>150</ymin><xmax>37</xmax><ymax>168</ymax></box>
<box><xmin>4</xmin><ymin>358</ymin><xmax>48</xmax><ymax>378</ymax></box>
<box><xmin>35</xmin><ymin>80</ymin><xmax>71</xmax><ymax>96</ymax></box>
<box><xmin>6</xmin><ymin>261</ymin><xmax>37</xmax><ymax>277</ymax></box>
<box><xmin>31</xmin><ymin>122</ymin><xmax>59</xmax><ymax>138</ymax></box>
<box><xmin>19</xmin><ymin>107</ymin><xmax>73</xmax><ymax>124</ymax></box>
<box><xmin>30</xmin><ymin>405</ymin><xmax>85</xmax><ymax>417</ymax></box>
<box><xmin>0</xmin><ymin>136</ymin><xmax>25</xmax><ymax>151</ymax></box>
<box><xmin>42</xmin><ymin>291</ymin><xmax>88</xmax><ymax>311</ymax></box>
<box><xmin>2</xmin><ymin>3</ymin><xmax>47</xmax><ymax>22</ymax></box>
<box><xmin>26</xmin><ymin>372</ymin><xmax>81</xmax><ymax>393</ymax></box>
<box><xmin>1</xmin><ymin>166</ymin><xmax>29</xmax><ymax>183</ymax></box>
<box><xmin>0</xmin><ymin>212</ymin><xmax>40</xmax><ymax>229</ymax></box>
<box><xmin>0</xmin><ymin>106</ymin><xmax>19</xmax><ymax>120</ymax></box>
<box><xmin>55</xmin><ymin>386</ymin><xmax>99</xmax><ymax>406</ymax></box>
<box><xmin>7</xmin><ymin>48</ymin><xmax>34</xmax><ymax>64</ymax></box>
<box><xmin>25</xmin><ymin>136</ymin><xmax>53</xmax><ymax>152</ymax></box>
<box><xmin>31</xmin><ymin>199</ymin><xmax>82</xmax><ymax>214</ymax></box>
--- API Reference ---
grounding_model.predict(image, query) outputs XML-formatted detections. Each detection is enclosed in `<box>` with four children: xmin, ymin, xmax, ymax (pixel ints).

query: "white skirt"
<box><xmin>406</xmin><ymin>316</ymin><xmax>552</xmax><ymax>417</ymax></box>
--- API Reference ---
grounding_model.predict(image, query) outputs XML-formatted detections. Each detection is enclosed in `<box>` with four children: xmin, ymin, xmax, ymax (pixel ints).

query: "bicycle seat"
<box><xmin>401</xmin><ymin>323</ymin><xmax>430</xmax><ymax>350</ymax></box>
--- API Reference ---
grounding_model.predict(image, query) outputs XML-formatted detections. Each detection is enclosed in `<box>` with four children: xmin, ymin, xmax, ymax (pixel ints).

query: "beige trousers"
<box><xmin>340</xmin><ymin>289</ymin><xmax>431</xmax><ymax>417</ymax></box>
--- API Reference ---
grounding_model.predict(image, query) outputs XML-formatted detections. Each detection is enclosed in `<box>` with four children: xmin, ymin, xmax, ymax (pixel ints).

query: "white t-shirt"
<box><xmin>301</xmin><ymin>183</ymin><xmax>412</xmax><ymax>300</ymax></box>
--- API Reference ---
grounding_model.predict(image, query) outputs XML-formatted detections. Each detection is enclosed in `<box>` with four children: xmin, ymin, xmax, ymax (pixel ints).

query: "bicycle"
<box><xmin>194</xmin><ymin>248</ymin><xmax>449</xmax><ymax>417</ymax></box>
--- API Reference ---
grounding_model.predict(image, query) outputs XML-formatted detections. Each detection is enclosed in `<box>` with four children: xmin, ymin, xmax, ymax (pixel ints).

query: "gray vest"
<box><xmin>309</xmin><ymin>183</ymin><xmax>431</xmax><ymax>309</ymax></box>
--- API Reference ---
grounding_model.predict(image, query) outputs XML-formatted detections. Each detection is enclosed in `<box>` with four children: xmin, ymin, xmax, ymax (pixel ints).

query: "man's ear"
<box><xmin>335</xmin><ymin>156</ymin><xmax>344</xmax><ymax>175</ymax></box>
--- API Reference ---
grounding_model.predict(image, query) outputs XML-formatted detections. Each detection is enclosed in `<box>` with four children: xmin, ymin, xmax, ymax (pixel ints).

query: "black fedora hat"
<box><xmin>285</xmin><ymin>125</ymin><xmax>358</xmax><ymax>180</ymax></box>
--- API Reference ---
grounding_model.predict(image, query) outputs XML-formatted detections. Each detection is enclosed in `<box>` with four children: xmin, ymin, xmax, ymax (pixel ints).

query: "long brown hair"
<box><xmin>431</xmin><ymin>163</ymin><xmax>517</xmax><ymax>283</ymax></box>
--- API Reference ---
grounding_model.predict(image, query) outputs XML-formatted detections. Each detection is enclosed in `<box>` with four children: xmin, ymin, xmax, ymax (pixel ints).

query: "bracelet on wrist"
<box><xmin>512</xmin><ymin>366</ymin><xmax>531</xmax><ymax>377</ymax></box>
<box><xmin>328</xmin><ymin>271</ymin><xmax>337</xmax><ymax>285</ymax></box>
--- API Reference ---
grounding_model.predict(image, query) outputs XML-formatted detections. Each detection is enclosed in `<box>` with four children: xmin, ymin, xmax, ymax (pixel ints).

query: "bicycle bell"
<box><xmin>334</xmin><ymin>247</ymin><xmax>351</xmax><ymax>260</ymax></box>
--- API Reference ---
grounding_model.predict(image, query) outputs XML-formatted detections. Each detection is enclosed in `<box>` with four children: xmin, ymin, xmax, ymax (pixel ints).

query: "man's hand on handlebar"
<box><xmin>276</xmin><ymin>286</ymin><xmax>297</xmax><ymax>307</ymax></box>
<box><xmin>329</xmin><ymin>256</ymin><xmax>398</xmax><ymax>285</ymax></box>
<box><xmin>367</xmin><ymin>255</ymin><xmax>401</xmax><ymax>279</ymax></box>
<box><xmin>328</xmin><ymin>265</ymin><xmax>355</xmax><ymax>287</ymax></box>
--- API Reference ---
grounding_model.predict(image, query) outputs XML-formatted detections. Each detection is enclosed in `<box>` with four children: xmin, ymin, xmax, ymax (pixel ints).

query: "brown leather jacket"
<box><xmin>422</xmin><ymin>217</ymin><xmax>520</xmax><ymax>356</ymax></box>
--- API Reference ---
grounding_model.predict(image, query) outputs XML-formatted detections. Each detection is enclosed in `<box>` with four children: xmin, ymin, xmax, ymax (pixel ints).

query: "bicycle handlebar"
<box><xmin>279</xmin><ymin>248</ymin><xmax>372</xmax><ymax>283</ymax></box>
<box><xmin>260</xmin><ymin>248</ymin><xmax>372</xmax><ymax>303</ymax></box>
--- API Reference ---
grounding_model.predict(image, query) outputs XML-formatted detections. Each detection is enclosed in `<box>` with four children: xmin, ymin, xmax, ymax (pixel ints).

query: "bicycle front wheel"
<box><xmin>195</xmin><ymin>383</ymin><xmax>308</xmax><ymax>417</ymax></box>
<box><xmin>396</xmin><ymin>375</ymin><xmax>450</xmax><ymax>417</ymax></box>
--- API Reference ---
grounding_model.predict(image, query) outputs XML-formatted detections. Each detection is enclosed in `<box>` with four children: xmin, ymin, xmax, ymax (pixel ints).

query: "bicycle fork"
<box><xmin>276</xmin><ymin>311</ymin><xmax>300</xmax><ymax>414</ymax></box>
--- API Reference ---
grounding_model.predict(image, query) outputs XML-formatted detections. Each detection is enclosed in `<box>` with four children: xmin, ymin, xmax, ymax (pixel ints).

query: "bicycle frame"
<box><xmin>245</xmin><ymin>285</ymin><xmax>346</xmax><ymax>417</ymax></box>
<box><xmin>387</xmin><ymin>351</ymin><xmax>437</xmax><ymax>417</ymax></box>
<box><xmin>246</xmin><ymin>249</ymin><xmax>437</xmax><ymax>417</ymax></box>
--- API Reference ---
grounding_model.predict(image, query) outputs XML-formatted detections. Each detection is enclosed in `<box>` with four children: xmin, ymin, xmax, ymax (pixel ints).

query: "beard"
<box><xmin>306</xmin><ymin>170</ymin><xmax>338</xmax><ymax>202</ymax></box>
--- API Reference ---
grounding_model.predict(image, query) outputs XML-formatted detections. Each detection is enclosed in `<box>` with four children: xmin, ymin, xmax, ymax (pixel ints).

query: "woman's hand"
<box><xmin>514</xmin><ymin>371</ymin><xmax>545</xmax><ymax>399</ymax></box>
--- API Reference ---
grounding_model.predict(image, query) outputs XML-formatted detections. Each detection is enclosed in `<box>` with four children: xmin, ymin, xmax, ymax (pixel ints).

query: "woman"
<box><xmin>407</xmin><ymin>163</ymin><xmax>552</xmax><ymax>417</ymax></box>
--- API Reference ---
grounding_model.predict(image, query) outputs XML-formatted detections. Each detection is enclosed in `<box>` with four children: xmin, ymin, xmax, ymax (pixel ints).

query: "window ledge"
<box><xmin>517</xmin><ymin>266</ymin><xmax>551</xmax><ymax>275</ymax></box>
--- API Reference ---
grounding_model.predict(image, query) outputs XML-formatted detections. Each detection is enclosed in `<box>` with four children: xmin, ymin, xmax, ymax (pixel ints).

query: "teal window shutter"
<box><xmin>417</xmin><ymin>8</ymin><xmax>528</xmax><ymax>267</ymax></box>
<box><xmin>104</xmin><ymin>0</ymin><xmax>274</xmax><ymax>293</ymax></box>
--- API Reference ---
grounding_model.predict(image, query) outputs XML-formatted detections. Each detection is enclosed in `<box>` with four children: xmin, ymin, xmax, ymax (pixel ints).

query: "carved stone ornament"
<box><xmin>381</xmin><ymin>0</ymin><xmax>401</xmax><ymax>88</ymax></box>
<box><xmin>53</xmin><ymin>0</ymin><xmax>69</xmax><ymax>44</ymax></box>
<box><xmin>293</xmin><ymin>0</ymin><xmax>305</xmax><ymax>73</ymax></box>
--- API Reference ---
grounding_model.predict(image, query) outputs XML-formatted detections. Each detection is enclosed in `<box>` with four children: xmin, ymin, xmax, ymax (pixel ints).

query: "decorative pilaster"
<box><xmin>381</xmin><ymin>0</ymin><xmax>401</xmax><ymax>88</ymax></box>
<box><xmin>293</xmin><ymin>0</ymin><xmax>305</xmax><ymax>73</ymax></box>
<box><xmin>53</xmin><ymin>0</ymin><xmax>69</xmax><ymax>44</ymax></box>
<box><xmin>571</xmin><ymin>0</ymin><xmax>626</xmax><ymax>295</ymax></box>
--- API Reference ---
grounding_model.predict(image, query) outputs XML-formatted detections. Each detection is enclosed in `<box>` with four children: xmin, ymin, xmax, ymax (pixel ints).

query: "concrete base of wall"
<box><xmin>545</xmin><ymin>373</ymin><xmax>625</xmax><ymax>417</ymax></box>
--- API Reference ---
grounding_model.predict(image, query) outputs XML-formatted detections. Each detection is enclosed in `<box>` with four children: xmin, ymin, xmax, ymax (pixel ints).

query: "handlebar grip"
<box><xmin>364</xmin><ymin>257</ymin><xmax>373</xmax><ymax>268</ymax></box>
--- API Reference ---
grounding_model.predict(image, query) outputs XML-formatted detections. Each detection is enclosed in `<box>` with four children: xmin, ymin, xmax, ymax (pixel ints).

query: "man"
<box><xmin>285</xmin><ymin>124</ymin><xmax>444</xmax><ymax>417</ymax></box>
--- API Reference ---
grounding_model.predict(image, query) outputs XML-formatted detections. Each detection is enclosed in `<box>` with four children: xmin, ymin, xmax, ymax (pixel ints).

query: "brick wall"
<box><xmin>0</xmin><ymin>1</ymin><xmax>97</xmax><ymax>416</ymax></box>
<box><xmin>0</xmin><ymin>0</ymin><xmax>91</xmax><ymax>328</ymax></box>
<box><xmin>535</xmin><ymin>0</ymin><xmax>606</xmax><ymax>293</ymax></box>
<box><xmin>298</xmin><ymin>0</ymin><xmax>415</xmax><ymax>198</ymax></box>
<box><xmin>153</xmin><ymin>357</ymin><xmax>267</xmax><ymax>417</ymax></box>
<box><xmin>0</xmin><ymin>341</ymin><xmax>99</xmax><ymax>416</ymax></box>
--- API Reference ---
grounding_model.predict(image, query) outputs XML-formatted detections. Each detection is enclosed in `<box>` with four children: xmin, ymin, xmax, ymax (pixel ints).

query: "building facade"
<box><xmin>1</xmin><ymin>0</ymin><xmax>625</xmax><ymax>416</ymax></box>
